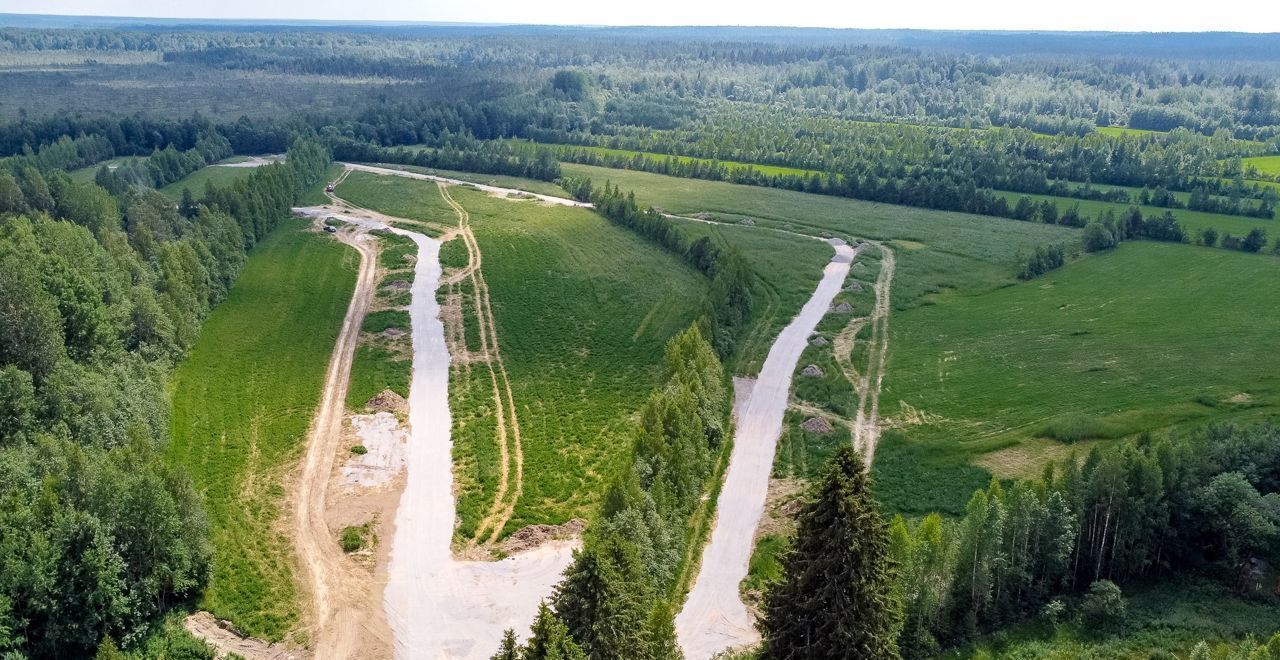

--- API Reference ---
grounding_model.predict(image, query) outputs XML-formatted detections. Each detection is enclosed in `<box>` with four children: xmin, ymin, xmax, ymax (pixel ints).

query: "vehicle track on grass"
<box><xmin>850</xmin><ymin>242</ymin><xmax>894</xmax><ymax>463</ymax></box>
<box><xmin>436</xmin><ymin>182</ymin><xmax>526</xmax><ymax>546</ymax></box>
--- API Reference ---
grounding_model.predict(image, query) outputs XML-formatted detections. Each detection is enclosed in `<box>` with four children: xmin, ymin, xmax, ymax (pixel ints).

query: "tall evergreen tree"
<box><xmin>762</xmin><ymin>446</ymin><xmax>901</xmax><ymax>660</ymax></box>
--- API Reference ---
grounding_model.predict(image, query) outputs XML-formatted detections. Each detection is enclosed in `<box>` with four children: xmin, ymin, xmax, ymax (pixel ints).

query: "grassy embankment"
<box><xmin>330</xmin><ymin>171</ymin><xmax>708</xmax><ymax>539</ymax></box>
<box><xmin>166</xmin><ymin>221</ymin><xmax>356</xmax><ymax>641</ymax></box>
<box><xmin>1243</xmin><ymin>154</ymin><xmax>1280</xmax><ymax>179</ymax></box>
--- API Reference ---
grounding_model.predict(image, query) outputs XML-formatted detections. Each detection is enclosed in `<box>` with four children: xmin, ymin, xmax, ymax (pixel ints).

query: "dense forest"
<box><xmin>0</xmin><ymin>135</ymin><xmax>329</xmax><ymax>656</ymax></box>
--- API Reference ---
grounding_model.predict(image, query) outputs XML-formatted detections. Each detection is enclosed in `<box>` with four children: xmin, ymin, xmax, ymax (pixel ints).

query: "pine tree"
<box><xmin>761</xmin><ymin>446</ymin><xmax>902</xmax><ymax>659</ymax></box>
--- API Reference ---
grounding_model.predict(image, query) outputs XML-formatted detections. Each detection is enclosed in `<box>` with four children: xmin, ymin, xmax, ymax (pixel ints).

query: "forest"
<box><xmin>0</xmin><ymin>17</ymin><xmax>1278</xmax><ymax>660</ymax></box>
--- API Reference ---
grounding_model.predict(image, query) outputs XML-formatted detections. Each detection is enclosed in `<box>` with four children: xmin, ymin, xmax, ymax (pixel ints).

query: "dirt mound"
<box><xmin>845</xmin><ymin>281</ymin><xmax>864</xmax><ymax>292</ymax></box>
<box><xmin>379</xmin><ymin>327</ymin><xmax>406</xmax><ymax>340</ymax></box>
<box><xmin>499</xmin><ymin>519</ymin><xmax>587</xmax><ymax>555</ymax></box>
<box><xmin>184</xmin><ymin>611</ymin><xmax>305</xmax><ymax>660</ymax></box>
<box><xmin>383</xmin><ymin>280</ymin><xmax>411</xmax><ymax>292</ymax></box>
<box><xmin>366</xmin><ymin>389</ymin><xmax>408</xmax><ymax>413</ymax></box>
<box><xmin>801</xmin><ymin>364</ymin><xmax>825</xmax><ymax>378</ymax></box>
<box><xmin>809</xmin><ymin>335</ymin><xmax>829</xmax><ymax>347</ymax></box>
<box><xmin>740</xmin><ymin>218</ymin><xmax>756</xmax><ymax>226</ymax></box>
<box><xmin>801</xmin><ymin>417</ymin><xmax>833</xmax><ymax>434</ymax></box>
<box><xmin>831</xmin><ymin>301</ymin><xmax>854</xmax><ymax>313</ymax></box>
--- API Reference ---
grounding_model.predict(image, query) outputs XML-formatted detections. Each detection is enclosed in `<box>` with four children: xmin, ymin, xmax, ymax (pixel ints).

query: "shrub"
<box><xmin>350</xmin><ymin>445</ymin><xmax>368</xmax><ymax>455</ymax></box>
<box><xmin>340</xmin><ymin>526</ymin><xmax>366</xmax><ymax>553</ymax></box>
<box><xmin>1199</xmin><ymin>227</ymin><xmax>1219</xmax><ymax>247</ymax></box>
<box><xmin>1039</xmin><ymin>413</ymin><xmax>1122</xmax><ymax>443</ymax></box>
<box><xmin>1081</xmin><ymin>580</ymin><xmax>1126</xmax><ymax>630</ymax></box>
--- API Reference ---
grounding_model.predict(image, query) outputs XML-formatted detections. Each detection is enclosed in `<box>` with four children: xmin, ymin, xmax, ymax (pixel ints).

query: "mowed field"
<box><xmin>547</xmin><ymin>142</ymin><xmax>823</xmax><ymax>179</ymax></box>
<box><xmin>330</xmin><ymin>172</ymin><xmax>709</xmax><ymax>537</ymax></box>
<box><xmin>1243</xmin><ymin>155</ymin><xmax>1280</xmax><ymax>179</ymax></box>
<box><xmin>880</xmin><ymin>241</ymin><xmax>1280</xmax><ymax>513</ymax></box>
<box><xmin>159</xmin><ymin>162</ymin><xmax>265</xmax><ymax>200</ymax></box>
<box><xmin>167</xmin><ymin>221</ymin><xmax>356</xmax><ymax>640</ymax></box>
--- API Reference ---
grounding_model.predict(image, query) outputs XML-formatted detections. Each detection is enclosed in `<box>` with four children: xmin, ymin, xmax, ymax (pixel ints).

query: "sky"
<box><xmin>2</xmin><ymin>0</ymin><xmax>1279</xmax><ymax>32</ymax></box>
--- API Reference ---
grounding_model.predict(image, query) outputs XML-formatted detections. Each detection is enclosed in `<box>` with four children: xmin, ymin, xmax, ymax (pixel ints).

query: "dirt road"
<box><xmin>675</xmin><ymin>239</ymin><xmax>856</xmax><ymax>660</ymax></box>
<box><xmin>850</xmin><ymin>242</ymin><xmax>895</xmax><ymax>462</ymax></box>
<box><xmin>291</xmin><ymin>215</ymin><xmax>389</xmax><ymax>659</ymax></box>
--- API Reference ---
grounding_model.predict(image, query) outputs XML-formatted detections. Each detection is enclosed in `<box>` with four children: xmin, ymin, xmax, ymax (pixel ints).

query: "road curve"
<box><xmin>675</xmin><ymin>239</ymin><xmax>856</xmax><ymax>660</ymax></box>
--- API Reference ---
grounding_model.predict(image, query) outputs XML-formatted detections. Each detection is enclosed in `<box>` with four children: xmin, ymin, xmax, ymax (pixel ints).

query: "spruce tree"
<box><xmin>553</xmin><ymin>539</ymin><xmax>652</xmax><ymax>660</ymax></box>
<box><xmin>520</xmin><ymin>602</ymin><xmax>586</xmax><ymax>660</ymax></box>
<box><xmin>761</xmin><ymin>446</ymin><xmax>902</xmax><ymax>659</ymax></box>
<box><xmin>491</xmin><ymin>630</ymin><xmax>519</xmax><ymax>660</ymax></box>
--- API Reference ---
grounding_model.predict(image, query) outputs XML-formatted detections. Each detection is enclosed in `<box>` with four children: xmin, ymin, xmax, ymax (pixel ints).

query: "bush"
<box><xmin>1040</xmin><ymin>413</ymin><xmax>1123</xmax><ymax>443</ymax></box>
<box><xmin>1081</xmin><ymin>580</ymin><xmax>1126</xmax><ymax>630</ymax></box>
<box><xmin>1199</xmin><ymin>227</ymin><xmax>1219</xmax><ymax>247</ymax></box>
<box><xmin>340</xmin><ymin>526</ymin><xmax>366</xmax><ymax>553</ymax></box>
<box><xmin>1082</xmin><ymin>221</ymin><xmax>1117</xmax><ymax>252</ymax></box>
<box><xmin>350</xmin><ymin>444</ymin><xmax>368</xmax><ymax>455</ymax></box>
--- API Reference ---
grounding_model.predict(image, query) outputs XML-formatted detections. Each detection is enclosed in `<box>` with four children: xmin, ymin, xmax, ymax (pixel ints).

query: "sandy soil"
<box><xmin>341</xmin><ymin>163</ymin><xmax>591</xmax><ymax>208</ymax></box>
<box><xmin>217</xmin><ymin>155</ymin><xmax>285</xmax><ymax>168</ymax></box>
<box><xmin>183</xmin><ymin>612</ymin><xmax>305</xmax><ymax>660</ymax></box>
<box><xmin>289</xmin><ymin>216</ymin><xmax>394</xmax><ymax>660</ymax></box>
<box><xmin>295</xmin><ymin>182</ymin><xmax>577</xmax><ymax>659</ymax></box>
<box><xmin>675</xmin><ymin>239</ymin><xmax>855</xmax><ymax>660</ymax></box>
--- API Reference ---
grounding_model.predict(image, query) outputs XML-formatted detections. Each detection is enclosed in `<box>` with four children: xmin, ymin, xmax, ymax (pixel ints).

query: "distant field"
<box><xmin>1095</xmin><ymin>126</ymin><xmax>1166</xmax><ymax>138</ymax></box>
<box><xmin>167</xmin><ymin>222</ymin><xmax>356</xmax><ymax>640</ymax></box>
<box><xmin>993</xmin><ymin>188</ymin><xmax>1276</xmax><ymax>239</ymax></box>
<box><xmin>560</xmin><ymin>164</ymin><xmax>1078</xmax><ymax>312</ymax></box>
<box><xmin>332</xmin><ymin>169</ymin><xmax>457</xmax><ymax>223</ymax></box>
<box><xmin>549</xmin><ymin>143</ymin><xmax>823</xmax><ymax>179</ymax></box>
<box><xmin>360</xmin><ymin>160</ymin><xmax>572</xmax><ymax>198</ymax></box>
<box><xmin>1243</xmin><ymin>155</ymin><xmax>1280</xmax><ymax>179</ymax></box>
<box><xmin>881</xmin><ymin>241</ymin><xmax>1280</xmax><ymax>513</ymax></box>
<box><xmin>160</xmin><ymin>163</ymin><xmax>259</xmax><ymax>200</ymax></box>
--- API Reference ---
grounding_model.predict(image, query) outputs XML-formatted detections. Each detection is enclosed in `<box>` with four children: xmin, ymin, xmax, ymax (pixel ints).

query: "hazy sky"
<box><xmin>4</xmin><ymin>0</ymin><xmax>1279</xmax><ymax>32</ymax></box>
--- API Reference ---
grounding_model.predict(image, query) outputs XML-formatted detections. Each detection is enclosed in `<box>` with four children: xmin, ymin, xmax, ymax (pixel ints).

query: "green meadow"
<box><xmin>550</xmin><ymin>143</ymin><xmax>823</xmax><ymax>179</ymax></box>
<box><xmin>1243</xmin><ymin>154</ymin><xmax>1280</xmax><ymax>179</ymax></box>
<box><xmin>880</xmin><ymin>241</ymin><xmax>1280</xmax><ymax>513</ymax></box>
<box><xmin>167</xmin><ymin>221</ymin><xmax>356</xmax><ymax>640</ymax></box>
<box><xmin>993</xmin><ymin>188</ymin><xmax>1277</xmax><ymax>240</ymax></box>
<box><xmin>160</xmin><ymin>162</ymin><xmax>259</xmax><ymax>200</ymax></box>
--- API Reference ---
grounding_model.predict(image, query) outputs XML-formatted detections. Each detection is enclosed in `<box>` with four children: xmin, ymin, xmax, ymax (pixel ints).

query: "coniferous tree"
<box><xmin>520</xmin><ymin>603</ymin><xmax>587</xmax><ymax>660</ymax></box>
<box><xmin>761</xmin><ymin>446</ymin><xmax>902</xmax><ymax>660</ymax></box>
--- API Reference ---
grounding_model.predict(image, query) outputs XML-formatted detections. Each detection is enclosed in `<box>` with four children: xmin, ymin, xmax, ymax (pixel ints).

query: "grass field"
<box><xmin>561</xmin><ymin>164</ymin><xmax>1079</xmax><ymax>315</ymax></box>
<box><xmin>664</xmin><ymin>217</ymin><xmax>833</xmax><ymax>373</ymax></box>
<box><xmin>1243</xmin><ymin>155</ymin><xmax>1280</xmax><ymax>180</ymax></box>
<box><xmin>160</xmin><ymin>163</ymin><xmax>260</xmax><ymax>200</ymax></box>
<box><xmin>457</xmin><ymin>184</ymin><xmax>709</xmax><ymax>533</ymax></box>
<box><xmin>167</xmin><ymin>221</ymin><xmax>356</xmax><ymax>640</ymax></box>
<box><xmin>880</xmin><ymin>240</ymin><xmax>1280</xmax><ymax>513</ymax></box>
<box><xmin>993</xmin><ymin>188</ymin><xmax>1277</xmax><ymax>242</ymax></box>
<box><xmin>346</xmin><ymin>231</ymin><xmax>415</xmax><ymax>410</ymax></box>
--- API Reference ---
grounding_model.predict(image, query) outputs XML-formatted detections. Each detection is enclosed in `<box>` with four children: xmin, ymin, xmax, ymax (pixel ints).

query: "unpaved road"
<box><xmin>341</xmin><ymin>163</ymin><xmax>592</xmax><ymax>208</ymax></box>
<box><xmin>296</xmin><ymin>184</ymin><xmax>577</xmax><ymax>659</ymax></box>
<box><xmin>850</xmin><ymin>242</ymin><xmax>895</xmax><ymax>463</ymax></box>
<box><xmin>675</xmin><ymin>239</ymin><xmax>855</xmax><ymax>660</ymax></box>
<box><xmin>291</xmin><ymin>215</ymin><xmax>390</xmax><ymax>659</ymax></box>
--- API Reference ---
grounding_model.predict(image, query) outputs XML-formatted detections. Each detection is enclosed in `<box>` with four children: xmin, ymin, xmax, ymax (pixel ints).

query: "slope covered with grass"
<box><xmin>167</xmin><ymin>222</ymin><xmax>356</xmax><ymax>640</ymax></box>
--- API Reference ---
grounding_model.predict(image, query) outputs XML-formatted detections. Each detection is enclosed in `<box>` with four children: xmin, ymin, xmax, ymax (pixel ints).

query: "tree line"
<box><xmin>891</xmin><ymin>423</ymin><xmax>1280</xmax><ymax>657</ymax></box>
<box><xmin>495</xmin><ymin>326</ymin><xmax>729</xmax><ymax>659</ymax></box>
<box><xmin>0</xmin><ymin>136</ymin><xmax>330</xmax><ymax>657</ymax></box>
